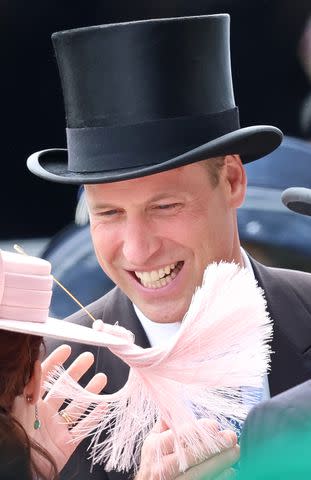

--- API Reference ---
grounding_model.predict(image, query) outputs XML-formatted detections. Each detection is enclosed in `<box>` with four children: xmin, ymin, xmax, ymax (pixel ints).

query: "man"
<box><xmin>27</xmin><ymin>15</ymin><xmax>311</xmax><ymax>480</ymax></box>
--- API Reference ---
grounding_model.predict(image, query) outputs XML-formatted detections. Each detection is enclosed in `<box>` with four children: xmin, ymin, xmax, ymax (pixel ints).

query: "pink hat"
<box><xmin>0</xmin><ymin>249</ymin><xmax>131</xmax><ymax>347</ymax></box>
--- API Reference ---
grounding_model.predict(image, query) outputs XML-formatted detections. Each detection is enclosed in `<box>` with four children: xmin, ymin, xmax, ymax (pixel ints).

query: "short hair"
<box><xmin>203</xmin><ymin>156</ymin><xmax>226</xmax><ymax>187</ymax></box>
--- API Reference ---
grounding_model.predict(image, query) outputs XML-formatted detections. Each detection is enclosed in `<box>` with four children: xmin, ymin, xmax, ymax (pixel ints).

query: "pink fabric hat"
<box><xmin>0</xmin><ymin>249</ymin><xmax>131</xmax><ymax>347</ymax></box>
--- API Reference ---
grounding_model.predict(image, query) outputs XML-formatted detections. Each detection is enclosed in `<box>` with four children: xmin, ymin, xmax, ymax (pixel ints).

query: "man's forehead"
<box><xmin>84</xmin><ymin>163</ymin><xmax>209</xmax><ymax>202</ymax></box>
<box><xmin>85</xmin><ymin>163</ymin><xmax>197</xmax><ymax>189</ymax></box>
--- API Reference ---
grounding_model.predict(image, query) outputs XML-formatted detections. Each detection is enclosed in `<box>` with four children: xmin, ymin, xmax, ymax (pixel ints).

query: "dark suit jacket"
<box><xmin>49</xmin><ymin>258</ymin><xmax>311</xmax><ymax>479</ymax></box>
<box><xmin>239</xmin><ymin>380</ymin><xmax>311</xmax><ymax>479</ymax></box>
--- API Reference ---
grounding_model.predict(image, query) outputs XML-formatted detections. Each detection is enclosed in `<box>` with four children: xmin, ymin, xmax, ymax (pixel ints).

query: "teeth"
<box><xmin>135</xmin><ymin>263</ymin><xmax>177</xmax><ymax>283</ymax></box>
<box><xmin>150</xmin><ymin>270</ymin><xmax>159</xmax><ymax>281</ymax></box>
<box><xmin>158</xmin><ymin>268</ymin><xmax>165</xmax><ymax>278</ymax></box>
<box><xmin>135</xmin><ymin>262</ymin><xmax>181</xmax><ymax>289</ymax></box>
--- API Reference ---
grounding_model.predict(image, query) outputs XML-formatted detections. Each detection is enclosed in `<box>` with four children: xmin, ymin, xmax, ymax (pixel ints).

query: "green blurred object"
<box><xmin>200</xmin><ymin>382</ymin><xmax>311</xmax><ymax>479</ymax></box>
<box><xmin>238</xmin><ymin>381</ymin><xmax>311</xmax><ymax>479</ymax></box>
<box><xmin>239</xmin><ymin>427</ymin><xmax>311</xmax><ymax>479</ymax></box>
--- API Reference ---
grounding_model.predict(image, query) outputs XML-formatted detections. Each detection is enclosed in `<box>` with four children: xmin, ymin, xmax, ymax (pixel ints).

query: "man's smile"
<box><xmin>132</xmin><ymin>261</ymin><xmax>184</xmax><ymax>289</ymax></box>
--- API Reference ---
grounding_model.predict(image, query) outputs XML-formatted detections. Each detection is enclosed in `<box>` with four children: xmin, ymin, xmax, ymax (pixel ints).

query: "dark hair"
<box><xmin>0</xmin><ymin>331</ymin><xmax>59</xmax><ymax>480</ymax></box>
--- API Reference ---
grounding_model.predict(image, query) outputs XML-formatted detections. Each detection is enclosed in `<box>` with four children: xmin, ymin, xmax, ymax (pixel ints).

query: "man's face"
<box><xmin>86</xmin><ymin>157</ymin><xmax>245</xmax><ymax>323</ymax></box>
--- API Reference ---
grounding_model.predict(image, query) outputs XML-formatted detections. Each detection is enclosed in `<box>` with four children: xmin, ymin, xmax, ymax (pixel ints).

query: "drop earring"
<box><xmin>34</xmin><ymin>405</ymin><xmax>41</xmax><ymax>430</ymax></box>
<box><xmin>26</xmin><ymin>394</ymin><xmax>41</xmax><ymax>430</ymax></box>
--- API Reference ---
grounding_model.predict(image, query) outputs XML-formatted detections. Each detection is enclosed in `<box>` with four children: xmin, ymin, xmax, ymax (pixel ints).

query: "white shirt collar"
<box><xmin>240</xmin><ymin>247</ymin><xmax>255</xmax><ymax>278</ymax></box>
<box><xmin>133</xmin><ymin>304</ymin><xmax>181</xmax><ymax>347</ymax></box>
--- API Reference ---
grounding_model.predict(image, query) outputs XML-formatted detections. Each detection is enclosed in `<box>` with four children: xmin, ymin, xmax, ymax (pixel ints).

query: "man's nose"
<box><xmin>122</xmin><ymin>218</ymin><xmax>161</xmax><ymax>266</ymax></box>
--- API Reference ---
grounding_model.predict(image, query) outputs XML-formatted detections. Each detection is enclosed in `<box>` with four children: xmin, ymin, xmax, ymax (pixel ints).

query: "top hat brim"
<box><xmin>27</xmin><ymin>125</ymin><xmax>283</xmax><ymax>185</ymax></box>
<box><xmin>0</xmin><ymin>316</ymin><xmax>132</xmax><ymax>348</ymax></box>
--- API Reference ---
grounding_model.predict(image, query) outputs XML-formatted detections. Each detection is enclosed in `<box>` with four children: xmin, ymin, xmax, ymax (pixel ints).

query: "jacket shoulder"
<box><xmin>252</xmin><ymin>260</ymin><xmax>311</xmax><ymax>305</ymax></box>
<box><xmin>256</xmin><ymin>261</ymin><xmax>311</xmax><ymax>284</ymax></box>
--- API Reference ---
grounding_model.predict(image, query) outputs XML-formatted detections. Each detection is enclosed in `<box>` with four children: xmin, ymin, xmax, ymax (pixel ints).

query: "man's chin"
<box><xmin>138</xmin><ymin>304</ymin><xmax>188</xmax><ymax>324</ymax></box>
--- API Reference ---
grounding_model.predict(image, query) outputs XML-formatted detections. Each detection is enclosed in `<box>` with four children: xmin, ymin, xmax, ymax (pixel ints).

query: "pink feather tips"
<box><xmin>45</xmin><ymin>261</ymin><xmax>272</xmax><ymax>476</ymax></box>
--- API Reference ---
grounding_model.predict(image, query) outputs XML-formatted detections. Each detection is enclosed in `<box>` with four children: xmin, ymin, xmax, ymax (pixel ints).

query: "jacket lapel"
<box><xmin>97</xmin><ymin>287</ymin><xmax>150</xmax><ymax>393</ymax></box>
<box><xmin>250</xmin><ymin>258</ymin><xmax>311</xmax><ymax>396</ymax></box>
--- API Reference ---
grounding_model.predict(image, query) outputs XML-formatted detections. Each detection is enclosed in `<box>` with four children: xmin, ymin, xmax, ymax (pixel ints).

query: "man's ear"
<box><xmin>223</xmin><ymin>154</ymin><xmax>247</xmax><ymax>208</ymax></box>
<box><xmin>23</xmin><ymin>360</ymin><xmax>42</xmax><ymax>404</ymax></box>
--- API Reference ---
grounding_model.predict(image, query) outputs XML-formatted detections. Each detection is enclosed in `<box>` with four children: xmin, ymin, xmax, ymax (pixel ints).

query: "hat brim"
<box><xmin>27</xmin><ymin>126</ymin><xmax>282</xmax><ymax>184</ymax></box>
<box><xmin>0</xmin><ymin>317</ymin><xmax>129</xmax><ymax>347</ymax></box>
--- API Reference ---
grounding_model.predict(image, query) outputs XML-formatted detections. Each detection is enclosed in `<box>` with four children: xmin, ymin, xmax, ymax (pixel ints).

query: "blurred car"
<box><xmin>42</xmin><ymin>224</ymin><xmax>114</xmax><ymax>318</ymax></box>
<box><xmin>239</xmin><ymin>136</ymin><xmax>311</xmax><ymax>270</ymax></box>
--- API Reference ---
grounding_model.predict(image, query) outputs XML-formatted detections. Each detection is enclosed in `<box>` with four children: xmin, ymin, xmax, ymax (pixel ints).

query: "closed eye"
<box><xmin>154</xmin><ymin>203</ymin><xmax>181</xmax><ymax>210</ymax></box>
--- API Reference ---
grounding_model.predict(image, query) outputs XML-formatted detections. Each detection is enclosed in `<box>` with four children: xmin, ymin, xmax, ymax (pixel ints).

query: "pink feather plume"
<box><xmin>45</xmin><ymin>262</ymin><xmax>272</xmax><ymax>475</ymax></box>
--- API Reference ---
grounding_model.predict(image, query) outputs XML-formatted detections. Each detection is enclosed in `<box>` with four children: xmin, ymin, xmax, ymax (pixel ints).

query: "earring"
<box><xmin>33</xmin><ymin>405</ymin><xmax>41</xmax><ymax>430</ymax></box>
<box><xmin>26</xmin><ymin>394</ymin><xmax>41</xmax><ymax>430</ymax></box>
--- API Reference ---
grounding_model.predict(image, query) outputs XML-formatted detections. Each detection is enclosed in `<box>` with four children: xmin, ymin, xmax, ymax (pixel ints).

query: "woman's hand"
<box><xmin>32</xmin><ymin>344</ymin><xmax>107</xmax><ymax>474</ymax></box>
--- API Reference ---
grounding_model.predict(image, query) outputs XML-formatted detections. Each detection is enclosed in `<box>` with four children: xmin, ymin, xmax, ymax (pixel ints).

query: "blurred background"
<box><xmin>1</xmin><ymin>0</ymin><xmax>311</xmax><ymax>316</ymax></box>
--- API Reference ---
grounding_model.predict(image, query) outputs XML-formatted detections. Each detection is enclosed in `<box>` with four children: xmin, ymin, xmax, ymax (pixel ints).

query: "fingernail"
<box><xmin>220</xmin><ymin>430</ymin><xmax>237</xmax><ymax>448</ymax></box>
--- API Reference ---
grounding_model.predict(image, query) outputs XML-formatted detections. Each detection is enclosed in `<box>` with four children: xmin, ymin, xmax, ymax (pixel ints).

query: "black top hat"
<box><xmin>27</xmin><ymin>14</ymin><xmax>283</xmax><ymax>184</ymax></box>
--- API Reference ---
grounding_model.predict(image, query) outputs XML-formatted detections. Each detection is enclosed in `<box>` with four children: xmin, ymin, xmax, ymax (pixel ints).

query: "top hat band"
<box><xmin>66</xmin><ymin>107</ymin><xmax>239</xmax><ymax>173</ymax></box>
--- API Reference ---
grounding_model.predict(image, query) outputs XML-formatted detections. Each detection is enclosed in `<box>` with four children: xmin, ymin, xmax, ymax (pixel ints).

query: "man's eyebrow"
<box><xmin>148</xmin><ymin>192</ymin><xmax>179</xmax><ymax>202</ymax></box>
<box><xmin>90</xmin><ymin>202</ymin><xmax>120</xmax><ymax>210</ymax></box>
<box><xmin>90</xmin><ymin>193</ymin><xmax>179</xmax><ymax>209</ymax></box>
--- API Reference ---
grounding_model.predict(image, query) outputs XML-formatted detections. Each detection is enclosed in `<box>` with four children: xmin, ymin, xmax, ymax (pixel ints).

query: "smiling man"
<box><xmin>85</xmin><ymin>157</ymin><xmax>244</xmax><ymax>325</ymax></box>
<box><xmin>27</xmin><ymin>14</ymin><xmax>311</xmax><ymax>480</ymax></box>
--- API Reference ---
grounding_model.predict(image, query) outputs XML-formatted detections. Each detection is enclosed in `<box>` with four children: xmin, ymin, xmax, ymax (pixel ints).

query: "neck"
<box><xmin>12</xmin><ymin>395</ymin><xmax>34</xmax><ymax>433</ymax></box>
